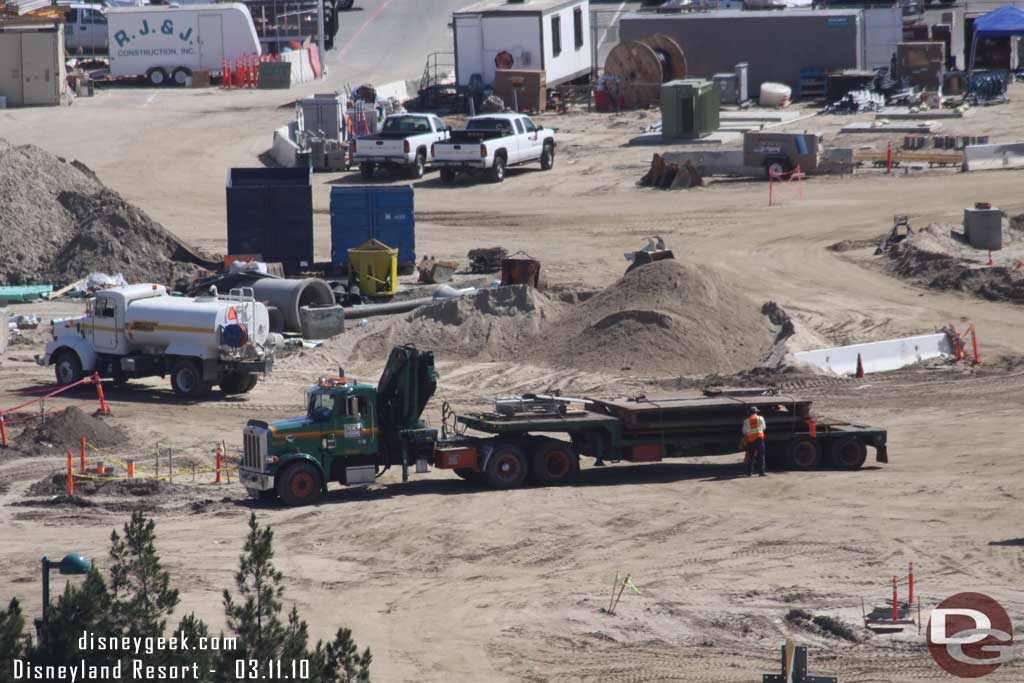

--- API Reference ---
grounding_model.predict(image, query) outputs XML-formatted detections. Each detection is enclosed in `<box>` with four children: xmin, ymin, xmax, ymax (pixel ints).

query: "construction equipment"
<box><xmin>602</xmin><ymin>34</ymin><xmax>687</xmax><ymax>109</ymax></box>
<box><xmin>468</xmin><ymin>247</ymin><xmax>508</xmax><ymax>273</ymax></box>
<box><xmin>239</xmin><ymin>346</ymin><xmax>889</xmax><ymax>505</ymax></box>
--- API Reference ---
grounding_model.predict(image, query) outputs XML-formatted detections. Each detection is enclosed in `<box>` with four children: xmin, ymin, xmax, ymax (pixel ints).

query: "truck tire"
<box><xmin>484</xmin><ymin>443</ymin><xmax>527</xmax><ymax>489</ymax></box>
<box><xmin>540</xmin><ymin>143</ymin><xmax>555</xmax><ymax>170</ymax></box>
<box><xmin>220</xmin><ymin>372</ymin><xmax>258</xmax><ymax>395</ymax></box>
<box><xmin>171</xmin><ymin>67</ymin><xmax>192</xmax><ymax>86</ymax></box>
<box><xmin>54</xmin><ymin>350</ymin><xmax>84</xmax><ymax>387</ymax></box>
<box><xmin>359</xmin><ymin>162</ymin><xmax>375</xmax><ymax>179</ymax></box>
<box><xmin>785</xmin><ymin>437</ymin><xmax>821</xmax><ymax>470</ymax></box>
<box><xmin>410</xmin><ymin>152</ymin><xmax>426</xmax><ymax>179</ymax></box>
<box><xmin>439</xmin><ymin>168</ymin><xmax>456</xmax><ymax>183</ymax></box>
<box><xmin>277</xmin><ymin>462</ymin><xmax>324</xmax><ymax>506</ymax></box>
<box><xmin>489</xmin><ymin>155</ymin><xmax>506</xmax><ymax>183</ymax></box>
<box><xmin>170</xmin><ymin>359</ymin><xmax>208</xmax><ymax>399</ymax></box>
<box><xmin>146</xmin><ymin>67</ymin><xmax>168</xmax><ymax>87</ymax></box>
<box><xmin>829</xmin><ymin>437</ymin><xmax>867</xmax><ymax>470</ymax></box>
<box><xmin>529</xmin><ymin>439</ymin><xmax>579</xmax><ymax>486</ymax></box>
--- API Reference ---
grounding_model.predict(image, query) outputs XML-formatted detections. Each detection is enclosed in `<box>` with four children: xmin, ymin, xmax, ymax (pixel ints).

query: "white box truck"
<box><xmin>107</xmin><ymin>3</ymin><xmax>260</xmax><ymax>86</ymax></box>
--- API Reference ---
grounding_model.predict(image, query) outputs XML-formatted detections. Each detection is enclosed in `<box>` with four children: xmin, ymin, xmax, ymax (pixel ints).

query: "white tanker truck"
<box><xmin>37</xmin><ymin>284</ymin><xmax>279</xmax><ymax>398</ymax></box>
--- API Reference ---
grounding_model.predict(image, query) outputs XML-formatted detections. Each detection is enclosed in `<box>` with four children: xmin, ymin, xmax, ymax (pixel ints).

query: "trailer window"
<box><xmin>574</xmin><ymin>7</ymin><xmax>583</xmax><ymax>49</ymax></box>
<box><xmin>95</xmin><ymin>299</ymin><xmax>116</xmax><ymax>318</ymax></box>
<box><xmin>551</xmin><ymin>15</ymin><xmax>562</xmax><ymax>56</ymax></box>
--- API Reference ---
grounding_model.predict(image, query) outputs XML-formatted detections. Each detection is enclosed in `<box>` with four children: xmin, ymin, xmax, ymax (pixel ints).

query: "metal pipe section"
<box><xmin>344</xmin><ymin>286</ymin><xmax>477</xmax><ymax>319</ymax></box>
<box><xmin>249</xmin><ymin>278</ymin><xmax>334</xmax><ymax>333</ymax></box>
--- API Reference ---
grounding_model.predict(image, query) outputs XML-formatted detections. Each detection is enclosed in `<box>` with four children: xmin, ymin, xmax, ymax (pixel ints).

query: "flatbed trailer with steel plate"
<box><xmin>441</xmin><ymin>389</ymin><xmax>888</xmax><ymax>488</ymax></box>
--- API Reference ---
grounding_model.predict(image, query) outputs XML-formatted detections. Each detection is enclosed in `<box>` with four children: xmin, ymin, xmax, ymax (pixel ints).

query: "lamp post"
<box><xmin>40</xmin><ymin>553</ymin><xmax>91</xmax><ymax>644</ymax></box>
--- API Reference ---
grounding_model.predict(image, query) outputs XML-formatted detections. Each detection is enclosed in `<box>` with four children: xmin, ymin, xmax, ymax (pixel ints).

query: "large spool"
<box><xmin>603</xmin><ymin>34</ymin><xmax>687</xmax><ymax>109</ymax></box>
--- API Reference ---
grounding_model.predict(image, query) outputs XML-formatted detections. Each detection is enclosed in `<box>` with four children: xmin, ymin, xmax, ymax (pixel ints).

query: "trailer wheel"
<box><xmin>54</xmin><ymin>351</ymin><xmax>84</xmax><ymax>387</ymax></box>
<box><xmin>277</xmin><ymin>462</ymin><xmax>323</xmax><ymax>506</ymax></box>
<box><xmin>146</xmin><ymin>67</ymin><xmax>169</xmax><ymax>87</ymax></box>
<box><xmin>764</xmin><ymin>157</ymin><xmax>792</xmax><ymax>181</ymax></box>
<box><xmin>439</xmin><ymin>168</ymin><xmax>456</xmax><ymax>183</ymax></box>
<box><xmin>540</xmin><ymin>143</ymin><xmax>555</xmax><ymax>170</ymax></box>
<box><xmin>484</xmin><ymin>443</ymin><xmax>527</xmax><ymax>489</ymax></box>
<box><xmin>359</xmin><ymin>162</ymin><xmax>375</xmax><ymax>179</ymax></box>
<box><xmin>829</xmin><ymin>437</ymin><xmax>867</xmax><ymax>470</ymax></box>
<box><xmin>529</xmin><ymin>440</ymin><xmax>578</xmax><ymax>486</ymax></box>
<box><xmin>170</xmin><ymin>359</ymin><xmax>208</xmax><ymax>399</ymax></box>
<box><xmin>171</xmin><ymin>67</ymin><xmax>192</xmax><ymax>86</ymax></box>
<box><xmin>785</xmin><ymin>437</ymin><xmax>821</xmax><ymax>470</ymax></box>
<box><xmin>410</xmin><ymin>152</ymin><xmax>426</xmax><ymax>179</ymax></box>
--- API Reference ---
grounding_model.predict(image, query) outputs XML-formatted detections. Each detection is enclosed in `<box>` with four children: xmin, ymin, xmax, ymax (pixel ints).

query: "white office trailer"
<box><xmin>107</xmin><ymin>3</ymin><xmax>260</xmax><ymax>85</ymax></box>
<box><xmin>0</xmin><ymin>22</ymin><xmax>67</xmax><ymax>106</ymax></box>
<box><xmin>453</xmin><ymin>0</ymin><xmax>593</xmax><ymax>88</ymax></box>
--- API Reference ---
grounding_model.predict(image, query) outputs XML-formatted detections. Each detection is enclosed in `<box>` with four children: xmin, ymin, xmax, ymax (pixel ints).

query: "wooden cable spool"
<box><xmin>603</xmin><ymin>35</ymin><xmax>687</xmax><ymax>108</ymax></box>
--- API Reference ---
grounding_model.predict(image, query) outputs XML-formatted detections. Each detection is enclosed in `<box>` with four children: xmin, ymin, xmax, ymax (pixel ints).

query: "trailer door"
<box><xmin>0</xmin><ymin>33</ymin><xmax>23</xmax><ymax>106</ymax></box>
<box><xmin>20</xmin><ymin>31</ymin><xmax>59</xmax><ymax>106</ymax></box>
<box><xmin>198</xmin><ymin>13</ymin><xmax>223</xmax><ymax>71</ymax></box>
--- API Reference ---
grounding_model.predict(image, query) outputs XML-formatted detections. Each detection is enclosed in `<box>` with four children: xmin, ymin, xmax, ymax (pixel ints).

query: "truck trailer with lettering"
<box><xmin>107</xmin><ymin>4</ymin><xmax>260</xmax><ymax>86</ymax></box>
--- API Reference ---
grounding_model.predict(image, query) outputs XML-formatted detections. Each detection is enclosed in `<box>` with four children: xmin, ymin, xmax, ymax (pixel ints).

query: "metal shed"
<box><xmin>0</xmin><ymin>22</ymin><xmax>66</xmax><ymax>107</ymax></box>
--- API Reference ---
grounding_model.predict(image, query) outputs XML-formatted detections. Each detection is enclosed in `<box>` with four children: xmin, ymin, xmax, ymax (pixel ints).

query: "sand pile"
<box><xmin>14</xmin><ymin>406</ymin><xmax>127</xmax><ymax>455</ymax></box>
<box><xmin>352</xmin><ymin>260</ymin><xmax>780</xmax><ymax>377</ymax></box>
<box><xmin>535</xmin><ymin>260</ymin><xmax>777</xmax><ymax>375</ymax></box>
<box><xmin>0</xmin><ymin>139</ymin><xmax>206</xmax><ymax>286</ymax></box>
<box><xmin>887</xmin><ymin>222</ymin><xmax>1024</xmax><ymax>304</ymax></box>
<box><xmin>353</xmin><ymin>285</ymin><xmax>565</xmax><ymax>361</ymax></box>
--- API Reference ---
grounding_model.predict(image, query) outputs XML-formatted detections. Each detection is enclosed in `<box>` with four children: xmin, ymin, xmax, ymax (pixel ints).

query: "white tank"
<box><xmin>123</xmin><ymin>290</ymin><xmax>270</xmax><ymax>354</ymax></box>
<box><xmin>759</xmin><ymin>82</ymin><xmax>792</xmax><ymax>108</ymax></box>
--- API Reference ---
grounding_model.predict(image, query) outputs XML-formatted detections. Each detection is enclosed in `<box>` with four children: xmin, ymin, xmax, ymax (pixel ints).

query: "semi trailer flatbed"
<box><xmin>239</xmin><ymin>346</ymin><xmax>888</xmax><ymax>505</ymax></box>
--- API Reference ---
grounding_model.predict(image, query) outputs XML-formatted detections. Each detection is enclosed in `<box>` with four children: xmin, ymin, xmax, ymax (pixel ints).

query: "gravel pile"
<box><xmin>0</xmin><ymin>139</ymin><xmax>206</xmax><ymax>286</ymax></box>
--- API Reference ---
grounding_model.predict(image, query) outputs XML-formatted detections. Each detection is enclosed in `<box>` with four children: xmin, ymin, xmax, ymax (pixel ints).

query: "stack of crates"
<box><xmin>660</xmin><ymin>79</ymin><xmax>720</xmax><ymax>140</ymax></box>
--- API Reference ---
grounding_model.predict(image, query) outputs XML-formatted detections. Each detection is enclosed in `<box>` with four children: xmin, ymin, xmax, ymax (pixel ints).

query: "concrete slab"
<box><xmin>628</xmin><ymin>131</ymin><xmax>742</xmax><ymax>146</ymax></box>
<box><xmin>841</xmin><ymin>121</ymin><xmax>941</xmax><ymax>134</ymax></box>
<box><xmin>720</xmin><ymin>110</ymin><xmax>801</xmax><ymax>123</ymax></box>
<box><xmin>963</xmin><ymin>142</ymin><xmax>1024</xmax><ymax>171</ymax></box>
<box><xmin>792</xmin><ymin>333</ymin><xmax>954</xmax><ymax>375</ymax></box>
<box><xmin>875</xmin><ymin>107</ymin><xmax>964</xmax><ymax>120</ymax></box>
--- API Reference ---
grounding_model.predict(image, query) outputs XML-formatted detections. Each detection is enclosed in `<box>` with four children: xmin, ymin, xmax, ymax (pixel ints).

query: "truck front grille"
<box><xmin>243</xmin><ymin>429</ymin><xmax>266</xmax><ymax>470</ymax></box>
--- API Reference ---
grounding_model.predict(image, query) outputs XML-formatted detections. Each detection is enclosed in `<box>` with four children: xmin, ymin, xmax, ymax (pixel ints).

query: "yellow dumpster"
<box><xmin>348</xmin><ymin>239</ymin><xmax>398</xmax><ymax>296</ymax></box>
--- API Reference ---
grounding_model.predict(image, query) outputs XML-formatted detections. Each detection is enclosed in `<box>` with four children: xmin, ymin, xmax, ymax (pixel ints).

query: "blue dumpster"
<box><xmin>330</xmin><ymin>186</ymin><xmax>415</xmax><ymax>270</ymax></box>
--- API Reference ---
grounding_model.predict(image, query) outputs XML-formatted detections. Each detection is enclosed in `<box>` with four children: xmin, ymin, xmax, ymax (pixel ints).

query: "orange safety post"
<box><xmin>0</xmin><ymin>414</ymin><xmax>7</xmax><ymax>448</ymax></box>
<box><xmin>235</xmin><ymin>59</ymin><xmax>244</xmax><ymax>88</ymax></box>
<box><xmin>805</xmin><ymin>418</ymin><xmax>817</xmax><ymax>439</ymax></box>
<box><xmin>795</xmin><ymin>164</ymin><xmax>804</xmax><ymax>200</ymax></box>
<box><xmin>886</xmin><ymin>142</ymin><xmax>893</xmax><ymax>174</ymax></box>
<box><xmin>66</xmin><ymin>450</ymin><xmax>74</xmax><ymax>496</ymax></box>
<box><xmin>855</xmin><ymin>353</ymin><xmax>865</xmax><ymax>378</ymax></box>
<box><xmin>215</xmin><ymin>442</ymin><xmax>222</xmax><ymax>484</ymax></box>
<box><xmin>251</xmin><ymin>56</ymin><xmax>258</xmax><ymax>87</ymax></box>
<box><xmin>93</xmin><ymin>373</ymin><xmax>111</xmax><ymax>415</ymax></box>
<box><xmin>892</xmin><ymin>576</ymin><xmax>898</xmax><ymax>621</ymax></box>
<box><xmin>908</xmin><ymin>562</ymin><xmax>914</xmax><ymax>605</ymax></box>
<box><xmin>96</xmin><ymin>460</ymin><xmax>105</xmax><ymax>477</ymax></box>
<box><xmin>80</xmin><ymin>436</ymin><xmax>87</xmax><ymax>474</ymax></box>
<box><xmin>127</xmin><ymin>460</ymin><xmax>135</xmax><ymax>478</ymax></box>
<box><xmin>969</xmin><ymin>324</ymin><xmax>979</xmax><ymax>365</ymax></box>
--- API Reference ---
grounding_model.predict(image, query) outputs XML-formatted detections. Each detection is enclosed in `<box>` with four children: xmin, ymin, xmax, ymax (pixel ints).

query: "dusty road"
<box><xmin>2</xmin><ymin>7</ymin><xmax>1024</xmax><ymax>681</ymax></box>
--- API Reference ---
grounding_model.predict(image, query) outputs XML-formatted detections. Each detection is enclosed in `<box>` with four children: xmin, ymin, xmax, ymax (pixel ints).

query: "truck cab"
<box><xmin>240</xmin><ymin>346</ymin><xmax>438</xmax><ymax>505</ymax></box>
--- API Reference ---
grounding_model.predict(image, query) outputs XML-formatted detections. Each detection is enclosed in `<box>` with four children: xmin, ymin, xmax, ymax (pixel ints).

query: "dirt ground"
<box><xmin>2</xmin><ymin>75</ymin><xmax>1024</xmax><ymax>681</ymax></box>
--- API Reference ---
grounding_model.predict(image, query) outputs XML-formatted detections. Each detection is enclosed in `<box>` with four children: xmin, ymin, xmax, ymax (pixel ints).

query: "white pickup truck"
<box><xmin>352</xmin><ymin>113</ymin><xmax>451</xmax><ymax>179</ymax></box>
<box><xmin>432</xmin><ymin>113</ymin><xmax>556</xmax><ymax>183</ymax></box>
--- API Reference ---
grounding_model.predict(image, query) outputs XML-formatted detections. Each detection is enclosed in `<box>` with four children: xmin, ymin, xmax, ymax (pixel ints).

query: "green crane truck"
<box><xmin>239</xmin><ymin>345</ymin><xmax>889</xmax><ymax>506</ymax></box>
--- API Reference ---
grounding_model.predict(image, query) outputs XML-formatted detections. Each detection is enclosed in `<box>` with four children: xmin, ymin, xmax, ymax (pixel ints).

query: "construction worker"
<box><xmin>743</xmin><ymin>406</ymin><xmax>767</xmax><ymax>477</ymax></box>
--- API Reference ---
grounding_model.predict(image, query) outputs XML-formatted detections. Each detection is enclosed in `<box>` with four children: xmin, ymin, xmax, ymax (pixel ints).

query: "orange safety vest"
<box><xmin>747</xmin><ymin>415</ymin><xmax>765</xmax><ymax>442</ymax></box>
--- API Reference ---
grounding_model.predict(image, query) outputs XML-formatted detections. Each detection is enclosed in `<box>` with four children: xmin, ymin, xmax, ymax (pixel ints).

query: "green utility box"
<box><xmin>661</xmin><ymin>79</ymin><xmax>720</xmax><ymax>139</ymax></box>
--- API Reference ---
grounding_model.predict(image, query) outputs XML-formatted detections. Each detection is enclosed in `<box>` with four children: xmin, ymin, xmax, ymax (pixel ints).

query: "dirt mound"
<box><xmin>353</xmin><ymin>286</ymin><xmax>565</xmax><ymax>360</ymax></box>
<box><xmin>886</xmin><ymin>223</ymin><xmax>1024</xmax><ymax>304</ymax></box>
<box><xmin>785</xmin><ymin>609</ymin><xmax>867</xmax><ymax>643</ymax></box>
<box><xmin>537</xmin><ymin>260</ymin><xmax>777</xmax><ymax>375</ymax></box>
<box><xmin>0</xmin><ymin>140</ymin><xmax>205</xmax><ymax>286</ymax></box>
<box><xmin>15</xmin><ymin>406</ymin><xmax>127</xmax><ymax>453</ymax></box>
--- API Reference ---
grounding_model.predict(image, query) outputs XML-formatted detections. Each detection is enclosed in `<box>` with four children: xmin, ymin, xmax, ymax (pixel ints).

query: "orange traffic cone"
<box><xmin>855</xmin><ymin>353</ymin><xmax>864</xmax><ymax>378</ymax></box>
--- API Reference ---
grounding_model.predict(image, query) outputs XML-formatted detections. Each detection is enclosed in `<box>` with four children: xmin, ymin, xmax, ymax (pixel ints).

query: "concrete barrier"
<box><xmin>963</xmin><ymin>142</ymin><xmax>1024</xmax><ymax>171</ymax></box>
<box><xmin>374</xmin><ymin>79</ymin><xmax>414</xmax><ymax>102</ymax></box>
<box><xmin>271</xmin><ymin>123</ymin><xmax>301</xmax><ymax>168</ymax></box>
<box><xmin>792</xmin><ymin>332</ymin><xmax>954</xmax><ymax>375</ymax></box>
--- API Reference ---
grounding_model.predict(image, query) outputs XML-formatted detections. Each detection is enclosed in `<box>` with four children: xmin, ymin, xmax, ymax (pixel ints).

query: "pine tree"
<box><xmin>165</xmin><ymin>613</ymin><xmax>218</xmax><ymax>683</ymax></box>
<box><xmin>222</xmin><ymin>513</ymin><xmax>286</xmax><ymax>661</ymax></box>
<box><xmin>309</xmin><ymin>628</ymin><xmax>373</xmax><ymax>683</ymax></box>
<box><xmin>108</xmin><ymin>511</ymin><xmax>180</xmax><ymax>639</ymax></box>
<box><xmin>30</xmin><ymin>568</ymin><xmax>115</xmax><ymax>667</ymax></box>
<box><xmin>0</xmin><ymin>598</ymin><xmax>29</xmax><ymax>683</ymax></box>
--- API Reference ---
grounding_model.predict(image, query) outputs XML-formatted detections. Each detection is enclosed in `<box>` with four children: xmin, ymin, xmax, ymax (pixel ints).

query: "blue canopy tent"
<box><xmin>968</xmin><ymin>5</ymin><xmax>1024</xmax><ymax>71</ymax></box>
